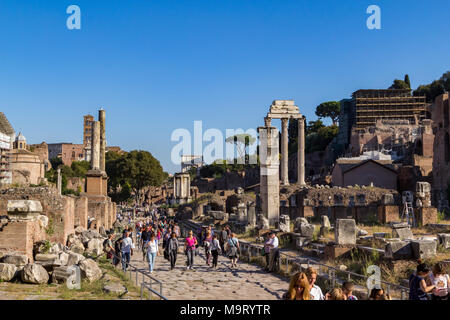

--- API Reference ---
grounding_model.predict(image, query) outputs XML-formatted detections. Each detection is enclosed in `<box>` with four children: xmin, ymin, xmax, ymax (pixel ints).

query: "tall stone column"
<box><xmin>99</xmin><ymin>109</ymin><xmax>106</xmax><ymax>172</ymax></box>
<box><xmin>298</xmin><ymin>117</ymin><xmax>306</xmax><ymax>186</ymax></box>
<box><xmin>281</xmin><ymin>118</ymin><xmax>289</xmax><ymax>186</ymax></box>
<box><xmin>173</xmin><ymin>176</ymin><xmax>176</xmax><ymax>199</ymax></box>
<box><xmin>258</xmin><ymin>126</ymin><xmax>280</xmax><ymax>226</ymax></box>
<box><xmin>57</xmin><ymin>168</ymin><xmax>62</xmax><ymax>195</ymax></box>
<box><xmin>264</xmin><ymin>117</ymin><xmax>272</xmax><ymax>127</ymax></box>
<box><xmin>91</xmin><ymin>121</ymin><xmax>101</xmax><ymax>170</ymax></box>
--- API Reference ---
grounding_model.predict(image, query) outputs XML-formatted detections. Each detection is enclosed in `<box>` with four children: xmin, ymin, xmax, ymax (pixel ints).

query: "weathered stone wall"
<box><xmin>0</xmin><ymin>187</ymin><xmax>74</xmax><ymax>244</ymax></box>
<box><xmin>74</xmin><ymin>195</ymin><xmax>88</xmax><ymax>229</ymax></box>
<box><xmin>0</xmin><ymin>219</ymin><xmax>45</xmax><ymax>261</ymax></box>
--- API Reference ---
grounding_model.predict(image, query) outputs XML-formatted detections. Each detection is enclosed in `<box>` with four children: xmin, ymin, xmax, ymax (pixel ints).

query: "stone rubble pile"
<box><xmin>0</xmin><ymin>225</ymin><xmax>107</xmax><ymax>286</ymax></box>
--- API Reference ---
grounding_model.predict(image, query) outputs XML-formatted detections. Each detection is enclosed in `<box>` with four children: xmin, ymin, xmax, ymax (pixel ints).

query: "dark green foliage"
<box><xmin>404</xmin><ymin>74</ymin><xmax>411</xmax><ymax>88</ymax></box>
<box><xmin>105</xmin><ymin>150</ymin><xmax>166</xmax><ymax>203</ymax></box>
<box><xmin>305</xmin><ymin>125</ymin><xmax>339</xmax><ymax>154</ymax></box>
<box><xmin>71</xmin><ymin>161</ymin><xmax>90</xmax><ymax>177</ymax></box>
<box><xmin>315</xmin><ymin>101</ymin><xmax>340</xmax><ymax>125</ymax></box>
<box><xmin>413</xmin><ymin>71</ymin><xmax>450</xmax><ymax>102</ymax></box>
<box><xmin>389</xmin><ymin>79</ymin><xmax>410</xmax><ymax>90</ymax></box>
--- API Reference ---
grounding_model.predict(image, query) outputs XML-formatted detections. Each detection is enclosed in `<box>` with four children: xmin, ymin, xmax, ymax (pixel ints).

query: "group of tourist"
<box><xmin>284</xmin><ymin>261</ymin><xmax>450</xmax><ymax>300</ymax></box>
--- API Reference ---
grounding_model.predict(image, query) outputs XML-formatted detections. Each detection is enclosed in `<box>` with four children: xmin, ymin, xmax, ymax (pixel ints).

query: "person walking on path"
<box><xmin>121</xmin><ymin>231</ymin><xmax>134</xmax><ymax>272</ymax></box>
<box><xmin>103</xmin><ymin>233</ymin><xmax>115</xmax><ymax>261</ymax></box>
<box><xmin>141</xmin><ymin>226</ymin><xmax>151</xmax><ymax>262</ymax></box>
<box><xmin>145</xmin><ymin>233</ymin><xmax>159</xmax><ymax>274</ymax></box>
<box><xmin>167</xmin><ymin>232</ymin><xmax>179</xmax><ymax>270</ymax></box>
<box><xmin>284</xmin><ymin>272</ymin><xmax>310</xmax><ymax>300</ymax></box>
<box><xmin>263</xmin><ymin>233</ymin><xmax>271</xmax><ymax>271</ymax></box>
<box><xmin>267</xmin><ymin>232</ymin><xmax>279</xmax><ymax>273</ymax></box>
<box><xmin>185</xmin><ymin>230</ymin><xmax>198</xmax><ymax>270</ymax></box>
<box><xmin>113</xmin><ymin>237</ymin><xmax>122</xmax><ymax>268</ymax></box>
<box><xmin>226</xmin><ymin>233</ymin><xmax>240</xmax><ymax>269</ymax></box>
<box><xmin>305</xmin><ymin>267</ymin><xmax>324</xmax><ymax>300</ymax></box>
<box><xmin>204</xmin><ymin>230</ymin><xmax>213</xmax><ymax>266</ymax></box>
<box><xmin>219</xmin><ymin>227</ymin><xmax>228</xmax><ymax>256</ymax></box>
<box><xmin>210</xmin><ymin>234</ymin><xmax>221</xmax><ymax>269</ymax></box>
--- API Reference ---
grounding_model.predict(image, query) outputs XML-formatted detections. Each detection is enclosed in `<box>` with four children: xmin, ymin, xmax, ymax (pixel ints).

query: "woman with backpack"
<box><xmin>185</xmin><ymin>230</ymin><xmax>198</xmax><ymax>270</ymax></box>
<box><xmin>204</xmin><ymin>230</ymin><xmax>213</xmax><ymax>267</ymax></box>
<box><xmin>167</xmin><ymin>232</ymin><xmax>179</xmax><ymax>270</ymax></box>
<box><xmin>226</xmin><ymin>233</ymin><xmax>240</xmax><ymax>269</ymax></box>
<box><xmin>210</xmin><ymin>234</ymin><xmax>221</xmax><ymax>269</ymax></box>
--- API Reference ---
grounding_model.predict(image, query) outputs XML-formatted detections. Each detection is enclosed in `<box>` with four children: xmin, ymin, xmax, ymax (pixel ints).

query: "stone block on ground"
<box><xmin>66</xmin><ymin>251</ymin><xmax>85</xmax><ymax>266</ymax></box>
<box><xmin>74</xmin><ymin>226</ymin><xmax>85</xmax><ymax>235</ymax></box>
<box><xmin>392</xmin><ymin>227</ymin><xmax>414</xmax><ymax>240</ymax></box>
<box><xmin>335</xmin><ymin>219</ymin><xmax>356</xmax><ymax>245</ymax></box>
<box><xmin>52</xmin><ymin>266</ymin><xmax>75</xmax><ymax>284</ymax></box>
<box><xmin>2</xmin><ymin>254</ymin><xmax>28</xmax><ymax>267</ymax></box>
<box><xmin>324</xmin><ymin>244</ymin><xmax>353</xmax><ymax>260</ymax></box>
<box><xmin>299</xmin><ymin>223</ymin><xmax>315</xmax><ymax>238</ymax></box>
<box><xmin>70</xmin><ymin>242</ymin><xmax>85</xmax><ymax>254</ymax></box>
<box><xmin>411</xmin><ymin>240</ymin><xmax>437</xmax><ymax>259</ymax></box>
<box><xmin>295</xmin><ymin>236</ymin><xmax>311</xmax><ymax>248</ymax></box>
<box><xmin>278</xmin><ymin>215</ymin><xmax>290</xmax><ymax>233</ymax></box>
<box><xmin>103</xmin><ymin>282</ymin><xmax>128</xmax><ymax>296</ymax></box>
<box><xmin>0</xmin><ymin>263</ymin><xmax>17</xmax><ymax>281</ymax></box>
<box><xmin>86</xmin><ymin>238</ymin><xmax>104</xmax><ymax>256</ymax></box>
<box><xmin>385</xmin><ymin>241</ymin><xmax>413</xmax><ymax>260</ymax></box>
<box><xmin>21</xmin><ymin>264</ymin><xmax>49</xmax><ymax>284</ymax></box>
<box><xmin>438</xmin><ymin>234</ymin><xmax>450</xmax><ymax>249</ymax></box>
<box><xmin>79</xmin><ymin>258</ymin><xmax>102</xmax><ymax>282</ymax></box>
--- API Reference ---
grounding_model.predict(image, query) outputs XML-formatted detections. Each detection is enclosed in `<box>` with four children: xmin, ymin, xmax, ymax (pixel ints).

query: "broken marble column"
<box><xmin>90</xmin><ymin>121</ymin><xmax>101</xmax><ymax>170</ymax></box>
<box><xmin>247</xmin><ymin>202</ymin><xmax>256</xmax><ymax>227</ymax></box>
<box><xmin>258</xmin><ymin>126</ymin><xmax>280</xmax><ymax>226</ymax></box>
<box><xmin>281</xmin><ymin>118</ymin><xmax>289</xmax><ymax>186</ymax></box>
<box><xmin>57</xmin><ymin>168</ymin><xmax>62</xmax><ymax>195</ymax></box>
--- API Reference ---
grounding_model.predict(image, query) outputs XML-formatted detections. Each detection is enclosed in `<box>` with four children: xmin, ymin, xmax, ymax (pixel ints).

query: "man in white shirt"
<box><xmin>268</xmin><ymin>232</ymin><xmax>279</xmax><ymax>272</ymax></box>
<box><xmin>121</xmin><ymin>231</ymin><xmax>135</xmax><ymax>272</ymax></box>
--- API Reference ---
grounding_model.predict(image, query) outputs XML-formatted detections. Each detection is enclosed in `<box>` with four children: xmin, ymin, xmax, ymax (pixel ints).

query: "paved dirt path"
<box><xmin>128</xmin><ymin>243</ymin><xmax>289</xmax><ymax>300</ymax></box>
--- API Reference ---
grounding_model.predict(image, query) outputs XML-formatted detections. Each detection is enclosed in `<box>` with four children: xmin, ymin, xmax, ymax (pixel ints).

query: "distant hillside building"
<box><xmin>10</xmin><ymin>133</ymin><xmax>49</xmax><ymax>185</ymax></box>
<box><xmin>48</xmin><ymin>143</ymin><xmax>85</xmax><ymax>166</ymax></box>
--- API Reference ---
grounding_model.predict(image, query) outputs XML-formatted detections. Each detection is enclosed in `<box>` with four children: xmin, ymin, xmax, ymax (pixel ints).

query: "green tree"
<box><xmin>389</xmin><ymin>79</ymin><xmax>410</xmax><ymax>90</ymax></box>
<box><xmin>404</xmin><ymin>74</ymin><xmax>411</xmax><ymax>89</ymax></box>
<box><xmin>305</xmin><ymin>125</ymin><xmax>339</xmax><ymax>153</ymax></box>
<box><xmin>315</xmin><ymin>101</ymin><xmax>340</xmax><ymax>125</ymax></box>
<box><xmin>71</xmin><ymin>160</ymin><xmax>90</xmax><ymax>177</ymax></box>
<box><xmin>105</xmin><ymin>150</ymin><xmax>166</xmax><ymax>204</ymax></box>
<box><xmin>50</xmin><ymin>157</ymin><xmax>63</xmax><ymax>170</ymax></box>
<box><xmin>306</xmin><ymin>119</ymin><xmax>325</xmax><ymax>135</ymax></box>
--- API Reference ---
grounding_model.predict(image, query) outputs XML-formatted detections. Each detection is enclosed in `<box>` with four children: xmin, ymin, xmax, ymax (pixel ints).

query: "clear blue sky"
<box><xmin>0</xmin><ymin>0</ymin><xmax>449</xmax><ymax>173</ymax></box>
